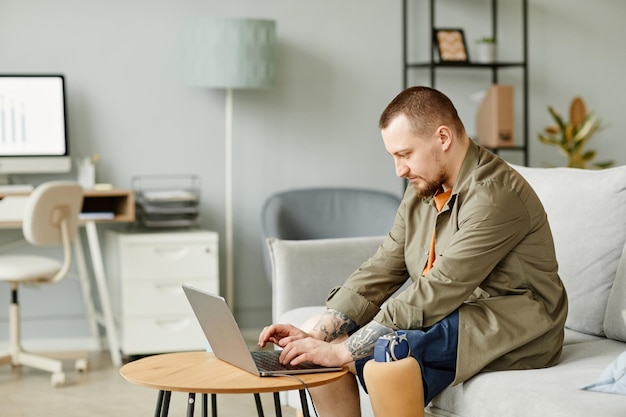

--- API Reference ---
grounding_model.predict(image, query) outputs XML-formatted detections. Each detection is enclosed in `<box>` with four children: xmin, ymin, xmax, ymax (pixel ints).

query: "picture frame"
<box><xmin>433</xmin><ymin>28</ymin><xmax>469</xmax><ymax>63</ymax></box>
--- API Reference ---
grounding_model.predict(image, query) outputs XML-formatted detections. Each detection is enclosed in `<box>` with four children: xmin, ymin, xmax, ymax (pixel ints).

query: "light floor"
<box><xmin>0</xmin><ymin>351</ymin><xmax>298</xmax><ymax>417</ymax></box>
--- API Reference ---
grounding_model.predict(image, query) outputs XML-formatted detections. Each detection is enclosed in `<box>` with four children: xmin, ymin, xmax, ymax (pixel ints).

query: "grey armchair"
<box><xmin>261</xmin><ymin>187</ymin><xmax>402</xmax><ymax>283</ymax></box>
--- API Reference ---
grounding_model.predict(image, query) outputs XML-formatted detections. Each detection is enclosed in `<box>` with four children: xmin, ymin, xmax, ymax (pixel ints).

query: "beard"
<box><xmin>412</xmin><ymin>169</ymin><xmax>448</xmax><ymax>199</ymax></box>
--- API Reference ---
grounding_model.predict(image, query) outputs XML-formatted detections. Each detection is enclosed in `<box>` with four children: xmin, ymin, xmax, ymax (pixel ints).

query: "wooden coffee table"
<box><xmin>119</xmin><ymin>351</ymin><xmax>348</xmax><ymax>417</ymax></box>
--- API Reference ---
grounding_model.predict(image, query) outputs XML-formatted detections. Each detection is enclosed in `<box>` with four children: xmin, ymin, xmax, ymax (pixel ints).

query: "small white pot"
<box><xmin>475</xmin><ymin>42</ymin><xmax>496</xmax><ymax>63</ymax></box>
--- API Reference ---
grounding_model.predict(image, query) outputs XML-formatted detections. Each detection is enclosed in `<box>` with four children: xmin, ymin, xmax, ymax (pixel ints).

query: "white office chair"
<box><xmin>0</xmin><ymin>181</ymin><xmax>85</xmax><ymax>386</ymax></box>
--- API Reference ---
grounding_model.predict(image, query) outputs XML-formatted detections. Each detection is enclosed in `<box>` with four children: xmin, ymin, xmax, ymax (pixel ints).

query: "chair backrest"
<box><xmin>261</xmin><ymin>187</ymin><xmax>402</xmax><ymax>283</ymax></box>
<box><xmin>22</xmin><ymin>181</ymin><xmax>83</xmax><ymax>247</ymax></box>
<box><xmin>22</xmin><ymin>181</ymin><xmax>83</xmax><ymax>284</ymax></box>
<box><xmin>262</xmin><ymin>187</ymin><xmax>402</xmax><ymax>240</ymax></box>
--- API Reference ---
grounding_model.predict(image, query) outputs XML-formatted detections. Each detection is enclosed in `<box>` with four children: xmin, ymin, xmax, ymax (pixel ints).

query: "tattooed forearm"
<box><xmin>312</xmin><ymin>309</ymin><xmax>359</xmax><ymax>342</ymax></box>
<box><xmin>345</xmin><ymin>321</ymin><xmax>394</xmax><ymax>360</ymax></box>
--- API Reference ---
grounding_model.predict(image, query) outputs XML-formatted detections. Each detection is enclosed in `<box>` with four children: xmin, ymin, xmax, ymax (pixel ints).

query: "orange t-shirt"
<box><xmin>422</xmin><ymin>189</ymin><xmax>452</xmax><ymax>275</ymax></box>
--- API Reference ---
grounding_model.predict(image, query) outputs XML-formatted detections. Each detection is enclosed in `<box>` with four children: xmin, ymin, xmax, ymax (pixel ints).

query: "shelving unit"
<box><xmin>402</xmin><ymin>0</ymin><xmax>529</xmax><ymax>166</ymax></box>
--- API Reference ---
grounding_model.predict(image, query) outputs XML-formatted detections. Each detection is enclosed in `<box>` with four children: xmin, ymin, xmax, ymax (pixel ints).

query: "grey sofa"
<box><xmin>268</xmin><ymin>164</ymin><xmax>626</xmax><ymax>416</ymax></box>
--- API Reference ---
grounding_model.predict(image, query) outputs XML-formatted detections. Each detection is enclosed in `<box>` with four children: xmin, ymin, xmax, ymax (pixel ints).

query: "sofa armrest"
<box><xmin>267</xmin><ymin>236</ymin><xmax>385</xmax><ymax>323</ymax></box>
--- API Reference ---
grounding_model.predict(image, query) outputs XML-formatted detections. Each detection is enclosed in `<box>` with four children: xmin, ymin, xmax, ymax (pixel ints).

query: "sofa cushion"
<box><xmin>428</xmin><ymin>339</ymin><xmax>626</xmax><ymax>417</ymax></box>
<box><xmin>564</xmin><ymin>328</ymin><xmax>604</xmax><ymax>345</ymax></box>
<box><xmin>511</xmin><ymin>165</ymin><xmax>626</xmax><ymax>337</ymax></box>
<box><xmin>604</xmin><ymin>241</ymin><xmax>626</xmax><ymax>341</ymax></box>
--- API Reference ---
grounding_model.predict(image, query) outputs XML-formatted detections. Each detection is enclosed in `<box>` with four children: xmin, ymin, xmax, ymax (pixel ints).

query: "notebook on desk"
<box><xmin>182</xmin><ymin>284</ymin><xmax>343</xmax><ymax>377</ymax></box>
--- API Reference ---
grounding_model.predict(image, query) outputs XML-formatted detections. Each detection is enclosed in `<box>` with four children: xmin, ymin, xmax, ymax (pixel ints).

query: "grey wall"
<box><xmin>1</xmin><ymin>0</ymin><xmax>625</xmax><ymax>346</ymax></box>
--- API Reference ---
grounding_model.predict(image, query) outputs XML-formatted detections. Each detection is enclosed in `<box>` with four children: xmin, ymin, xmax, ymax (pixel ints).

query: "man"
<box><xmin>259</xmin><ymin>86</ymin><xmax>568</xmax><ymax>417</ymax></box>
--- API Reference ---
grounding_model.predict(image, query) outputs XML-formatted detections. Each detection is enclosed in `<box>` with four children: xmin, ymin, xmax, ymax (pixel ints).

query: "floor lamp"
<box><xmin>183</xmin><ymin>18</ymin><xmax>276</xmax><ymax>308</ymax></box>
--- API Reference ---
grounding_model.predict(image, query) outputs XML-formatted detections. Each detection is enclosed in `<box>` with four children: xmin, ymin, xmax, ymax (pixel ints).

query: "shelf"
<box><xmin>406</xmin><ymin>61</ymin><xmax>526</xmax><ymax>69</ymax></box>
<box><xmin>81</xmin><ymin>189</ymin><xmax>135</xmax><ymax>223</ymax></box>
<box><xmin>402</xmin><ymin>0</ymin><xmax>529</xmax><ymax>166</ymax></box>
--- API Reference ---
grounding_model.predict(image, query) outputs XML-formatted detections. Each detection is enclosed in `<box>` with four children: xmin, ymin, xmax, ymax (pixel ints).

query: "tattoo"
<box><xmin>345</xmin><ymin>321</ymin><xmax>394</xmax><ymax>360</ymax></box>
<box><xmin>312</xmin><ymin>309</ymin><xmax>359</xmax><ymax>342</ymax></box>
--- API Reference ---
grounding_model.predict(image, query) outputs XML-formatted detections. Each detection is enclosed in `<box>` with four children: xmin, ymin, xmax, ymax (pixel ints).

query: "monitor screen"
<box><xmin>0</xmin><ymin>74</ymin><xmax>70</xmax><ymax>177</ymax></box>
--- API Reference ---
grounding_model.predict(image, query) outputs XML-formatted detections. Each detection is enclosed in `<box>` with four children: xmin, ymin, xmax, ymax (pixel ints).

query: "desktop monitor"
<box><xmin>0</xmin><ymin>74</ymin><xmax>71</xmax><ymax>183</ymax></box>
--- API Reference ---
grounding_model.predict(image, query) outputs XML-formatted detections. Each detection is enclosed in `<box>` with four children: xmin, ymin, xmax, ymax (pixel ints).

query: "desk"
<box><xmin>0</xmin><ymin>188</ymin><xmax>135</xmax><ymax>366</ymax></box>
<box><xmin>120</xmin><ymin>351</ymin><xmax>349</xmax><ymax>417</ymax></box>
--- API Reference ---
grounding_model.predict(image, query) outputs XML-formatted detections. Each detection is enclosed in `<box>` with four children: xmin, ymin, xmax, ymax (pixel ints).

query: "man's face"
<box><xmin>381</xmin><ymin>114</ymin><xmax>448</xmax><ymax>199</ymax></box>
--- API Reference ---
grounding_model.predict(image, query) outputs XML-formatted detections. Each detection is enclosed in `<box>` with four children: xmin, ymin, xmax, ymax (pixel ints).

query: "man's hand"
<box><xmin>279</xmin><ymin>337</ymin><xmax>353</xmax><ymax>367</ymax></box>
<box><xmin>258</xmin><ymin>323</ymin><xmax>352</xmax><ymax>367</ymax></box>
<box><xmin>259</xmin><ymin>318</ymin><xmax>394</xmax><ymax>366</ymax></box>
<box><xmin>258</xmin><ymin>323</ymin><xmax>310</xmax><ymax>349</ymax></box>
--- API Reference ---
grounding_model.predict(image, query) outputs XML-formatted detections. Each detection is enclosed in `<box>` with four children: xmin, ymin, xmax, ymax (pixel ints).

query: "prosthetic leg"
<box><xmin>363</xmin><ymin>358</ymin><xmax>425</xmax><ymax>417</ymax></box>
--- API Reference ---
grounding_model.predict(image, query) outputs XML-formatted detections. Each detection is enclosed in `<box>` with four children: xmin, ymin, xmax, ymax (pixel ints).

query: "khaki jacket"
<box><xmin>326</xmin><ymin>141</ymin><xmax>568</xmax><ymax>384</ymax></box>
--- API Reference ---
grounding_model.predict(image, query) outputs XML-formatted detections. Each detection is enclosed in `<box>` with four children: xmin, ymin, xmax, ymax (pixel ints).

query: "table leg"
<box><xmin>154</xmin><ymin>390</ymin><xmax>164</xmax><ymax>417</ymax></box>
<box><xmin>273</xmin><ymin>392</ymin><xmax>283</xmax><ymax>417</ymax></box>
<box><xmin>85</xmin><ymin>221</ymin><xmax>122</xmax><ymax>366</ymax></box>
<box><xmin>187</xmin><ymin>393</ymin><xmax>196</xmax><ymax>417</ymax></box>
<box><xmin>253</xmin><ymin>393</ymin><xmax>265</xmax><ymax>417</ymax></box>
<box><xmin>161</xmin><ymin>391</ymin><xmax>171</xmax><ymax>417</ymax></box>
<box><xmin>154</xmin><ymin>390</ymin><xmax>172</xmax><ymax>417</ymax></box>
<box><xmin>73</xmin><ymin>237</ymin><xmax>99</xmax><ymax>344</ymax></box>
<box><xmin>201</xmin><ymin>394</ymin><xmax>216</xmax><ymax>417</ymax></box>
<box><xmin>298</xmin><ymin>390</ymin><xmax>311</xmax><ymax>417</ymax></box>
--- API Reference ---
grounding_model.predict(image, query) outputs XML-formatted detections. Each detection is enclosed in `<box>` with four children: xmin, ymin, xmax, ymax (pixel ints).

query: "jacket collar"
<box><xmin>421</xmin><ymin>139</ymin><xmax>481</xmax><ymax>212</ymax></box>
<box><xmin>454</xmin><ymin>139</ymin><xmax>481</xmax><ymax>194</ymax></box>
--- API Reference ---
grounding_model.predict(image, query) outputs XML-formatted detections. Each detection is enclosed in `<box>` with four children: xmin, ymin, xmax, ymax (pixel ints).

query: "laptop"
<box><xmin>182</xmin><ymin>284</ymin><xmax>343</xmax><ymax>376</ymax></box>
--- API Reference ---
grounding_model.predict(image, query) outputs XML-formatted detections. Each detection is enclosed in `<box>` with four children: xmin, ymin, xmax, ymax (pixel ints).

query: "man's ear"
<box><xmin>437</xmin><ymin>125</ymin><xmax>453</xmax><ymax>151</ymax></box>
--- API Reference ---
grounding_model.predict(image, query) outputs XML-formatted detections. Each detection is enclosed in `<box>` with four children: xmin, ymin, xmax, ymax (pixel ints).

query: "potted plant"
<box><xmin>537</xmin><ymin>96</ymin><xmax>613</xmax><ymax>169</ymax></box>
<box><xmin>475</xmin><ymin>36</ymin><xmax>496</xmax><ymax>63</ymax></box>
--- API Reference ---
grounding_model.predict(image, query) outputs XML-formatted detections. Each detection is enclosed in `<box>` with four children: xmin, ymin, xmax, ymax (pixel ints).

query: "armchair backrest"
<box><xmin>267</xmin><ymin>235</ymin><xmax>386</xmax><ymax>322</ymax></box>
<box><xmin>262</xmin><ymin>187</ymin><xmax>401</xmax><ymax>240</ymax></box>
<box><xmin>261</xmin><ymin>187</ymin><xmax>401</xmax><ymax>283</ymax></box>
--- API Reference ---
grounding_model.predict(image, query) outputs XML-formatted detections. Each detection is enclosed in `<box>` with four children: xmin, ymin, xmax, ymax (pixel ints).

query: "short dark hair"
<box><xmin>379</xmin><ymin>86</ymin><xmax>466</xmax><ymax>137</ymax></box>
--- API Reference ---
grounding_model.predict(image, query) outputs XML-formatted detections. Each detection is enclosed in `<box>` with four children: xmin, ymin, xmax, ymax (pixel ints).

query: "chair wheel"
<box><xmin>51</xmin><ymin>372</ymin><xmax>66</xmax><ymax>387</ymax></box>
<box><xmin>75</xmin><ymin>358</ymin><xmax>88</xmax><ymax>372</ymax></box>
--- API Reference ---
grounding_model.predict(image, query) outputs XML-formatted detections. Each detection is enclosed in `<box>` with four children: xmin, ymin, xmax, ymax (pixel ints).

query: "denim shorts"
<box><xmin>355</xmin><ymin>310</ymin><xmax>459</xmax><ymax>405</ymax></box>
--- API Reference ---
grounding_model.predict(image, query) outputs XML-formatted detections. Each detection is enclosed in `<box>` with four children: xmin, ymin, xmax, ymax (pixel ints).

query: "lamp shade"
<box><xmin>184</xmin><ymin>18</ymin><xmax>276</xmax><ymax>89</ymax></box>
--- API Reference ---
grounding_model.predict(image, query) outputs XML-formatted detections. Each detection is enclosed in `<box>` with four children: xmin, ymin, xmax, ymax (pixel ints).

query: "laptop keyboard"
<box><xmin>252</xmin><ymin>350</ymin><xmax>325</xmax><ymax>372</ymax></box>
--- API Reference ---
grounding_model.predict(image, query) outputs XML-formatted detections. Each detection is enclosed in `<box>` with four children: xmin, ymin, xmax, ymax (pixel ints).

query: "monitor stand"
<box><xmin>0</xmin><ymin>174</ymin><xmax>34</xmax><ymax>193</ymax></box>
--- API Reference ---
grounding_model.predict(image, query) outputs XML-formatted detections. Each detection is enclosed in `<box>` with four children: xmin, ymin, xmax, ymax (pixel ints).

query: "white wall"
<box><xmin>0</xmin><ymin>0</ymin><xmax>625</xmax><ymax>342</ymax></box>
<box><xmin>528</xmin><ymin>0</ymin><xmax>626</xmax><ymax>168</ymax></box>
<box><xmin>0</xmin><ymin>0</ymin><xmax>403</xmax><ymax>339</ymax></box>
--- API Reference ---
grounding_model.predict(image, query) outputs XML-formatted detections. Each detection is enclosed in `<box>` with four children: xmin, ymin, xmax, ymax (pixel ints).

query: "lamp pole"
<box><xmin>224</xmin><ymin>88</ymin><xmax>234</xmax><ymax>308</ymax></box>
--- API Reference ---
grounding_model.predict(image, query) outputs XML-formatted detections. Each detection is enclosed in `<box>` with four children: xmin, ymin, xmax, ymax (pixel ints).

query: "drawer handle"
<box><xmin>153</xmin><ymin>284</ymin><xmax>183</xmax><ymax>295</ymax></box>
<box><xmin>155</xmin><ymin>318</ymin><xmax>191</xmax><ymax>331</ymax></box>
<box><xmin>153</xmin><ymin>247</ymin><xmax>191</xmax><ymax>260</ymax></box>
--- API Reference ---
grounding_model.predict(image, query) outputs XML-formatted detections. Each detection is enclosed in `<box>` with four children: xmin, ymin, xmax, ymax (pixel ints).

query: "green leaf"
<box><xmin>548</xmin><ymin>106</ymin><xmax>566</xmax><ymax>131</ymax></box>
<box><xmin>594</xmin><ymin>161</ymin><xmax>615</xmax><ymax>169</ymax></box>
<box><xmin>571</xmin><ymin>113</ymin><xmax>600</xmax><ymax>144</ymax></box>
<box><xmin>581</xmin><ymin>150</ymin><xmax>596</xmax><ymax>161</ymax></box>
<box><xmin>537</xmin><ymin>134</ymin><xmax>561</xmax><ymax>146</ymax></box>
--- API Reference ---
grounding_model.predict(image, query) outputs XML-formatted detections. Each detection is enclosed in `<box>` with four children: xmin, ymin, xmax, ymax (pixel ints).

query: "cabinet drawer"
<box><xmin>120</xmin><ymin>315</ymin><xmax>206</xmax><ymax>355</ymax></box>
<box><xmin>119</xmin><ymin>241</ymin><xmax>218</xmax><ymax>280</ymax></box>
<box><xmin>122</xmin><ymin>278</ymin><xmax>218</xmax><ymax>317</ymax></box>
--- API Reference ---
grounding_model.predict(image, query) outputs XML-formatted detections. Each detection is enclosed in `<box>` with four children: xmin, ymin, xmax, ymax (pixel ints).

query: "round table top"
<box><xmin>119</xmin><ymin>351</ymin><xmax>349</xmax><ymax>394</ymax></box>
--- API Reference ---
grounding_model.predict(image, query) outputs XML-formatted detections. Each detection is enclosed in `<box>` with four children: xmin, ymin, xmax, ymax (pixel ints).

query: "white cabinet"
<box><xmin>105</xmin><ymin>229</ymin><xmax>219</xmax><ymax>356</ymax></box>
